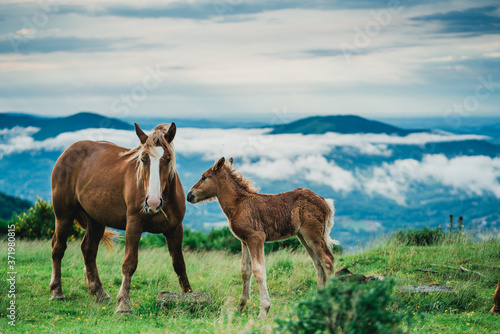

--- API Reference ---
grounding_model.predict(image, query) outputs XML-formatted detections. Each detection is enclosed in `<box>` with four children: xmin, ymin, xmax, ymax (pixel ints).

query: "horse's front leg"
<box><xmin>116</xmin><ymin>220</ymin><xmax>142</xmax><ymax>313</ymax></box>
<box><xmin>238</xmin><ymin>241</ymin><xmax>252</xmax><ymax>312</ymax></box>
<box><xmin>164</xmin><ymin>224</ymin><xmax>192</xmax><ymax>293</ymax></box>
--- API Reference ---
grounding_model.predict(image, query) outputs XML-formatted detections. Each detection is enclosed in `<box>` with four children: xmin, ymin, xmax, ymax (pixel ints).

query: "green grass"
<box><xmin>1</xmin><ymin>234</ymin><xmax>499</xmax><ymax>333</ymax></box>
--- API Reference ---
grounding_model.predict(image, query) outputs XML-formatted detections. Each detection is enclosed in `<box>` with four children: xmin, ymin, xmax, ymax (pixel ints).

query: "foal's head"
<box><xmin>128</xmin><ymin>123</ymin><xmax>176</xmax><ymax>213</ymax></box>
<box><xmin>186</xmin><ymin>157</ymin><xmax>234</xmax><ymax>204</ymax></box>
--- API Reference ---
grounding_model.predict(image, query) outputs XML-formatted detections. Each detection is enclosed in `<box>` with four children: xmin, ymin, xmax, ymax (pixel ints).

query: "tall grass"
<box><xmin>1</xmin><ymin>229</ymin><xmax>499</xmax><ymax>333</ymax></box>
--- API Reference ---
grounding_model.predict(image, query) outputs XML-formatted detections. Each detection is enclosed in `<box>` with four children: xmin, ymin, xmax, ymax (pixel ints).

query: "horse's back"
<box><xmin>52</xmin><ymin>141</ymin><xmax>127</xmax><ymax>210</ymax></box>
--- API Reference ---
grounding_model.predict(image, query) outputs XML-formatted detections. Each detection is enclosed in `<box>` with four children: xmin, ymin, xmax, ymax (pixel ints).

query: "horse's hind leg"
<box><xmin>49</xmin><ymin>215</ymin><xmax>74</xmax><ymax>301</ymax></box>
<box><xmin>79</xmin><ymin>213</ymin><xmax>111</xmax><ymax>302</ymax></box>
<box><xmin>297</xmin><ymin>233</ymin><xmax>326</xmax><ymax>287</ymax></box>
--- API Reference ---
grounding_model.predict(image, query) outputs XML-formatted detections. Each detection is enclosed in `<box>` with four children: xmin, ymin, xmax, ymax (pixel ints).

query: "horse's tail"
<box><xmin>74</xmin><ymin>218</ymin><xmax>118</xmax><ymax>255</ymax></box>
<box><xmin>324</xmin><ymin>199</ymin><xmax>339</xmax><ymax>247</ymax></box>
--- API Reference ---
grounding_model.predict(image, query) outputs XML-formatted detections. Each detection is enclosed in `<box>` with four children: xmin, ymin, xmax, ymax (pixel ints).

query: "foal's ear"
<box><xmin>165</xmin><ymin>122</ymin><xmax>176</xmax><ymax>143</ymax></box>
<box><xmin>214</xmin><ymin>157</ymin><xmax>225</xmax><ymax>172</ymax></box>
<box><xmin>228</xmin><ymin>157</ymin><xmax>233</xmax><ymax>166</ymax></box>
<box><xmin>134</xmin><ymin>123</ymin><xmax>148</xmax><ymax>144</ymax></box>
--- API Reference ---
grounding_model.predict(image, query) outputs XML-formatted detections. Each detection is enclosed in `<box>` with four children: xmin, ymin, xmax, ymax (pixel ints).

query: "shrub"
<box><xmin>10</xmin><ymin>198</ymin><xmax>84</xmax><ymax>240</ymax></box>
<box><xmin>276</xmin><ymin>276</ymin><xmax>407</xmax><ymax>334</ymax></box>
<box><xmin>390</xmin><ymin>226</ymin><xmax>445</xmax><ymax>246</ymax></box>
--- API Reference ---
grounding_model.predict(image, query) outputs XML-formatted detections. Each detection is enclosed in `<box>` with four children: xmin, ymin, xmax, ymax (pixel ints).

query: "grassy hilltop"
<box><xmin>1</xmin><ymin>232</ymin><xmax>499</xmax><ymax>333</ymax></box>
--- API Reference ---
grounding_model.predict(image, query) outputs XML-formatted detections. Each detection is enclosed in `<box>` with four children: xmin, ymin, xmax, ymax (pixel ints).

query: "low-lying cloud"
<box><xmin>1</xmin><ymin>126</ymin><xmax>498</xmax><ymax>200</ymax></box>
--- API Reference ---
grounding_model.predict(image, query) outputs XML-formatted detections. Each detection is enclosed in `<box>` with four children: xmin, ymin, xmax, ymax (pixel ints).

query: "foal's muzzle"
<box><xmin>187</xmin><ymin>190</ymin><xmax>195</xmax><ymax>204</ymax></box>
<box><xmin>144</xmin><ymin>196</ymin><xmax>163</xmax><ymax>213</ymax></box>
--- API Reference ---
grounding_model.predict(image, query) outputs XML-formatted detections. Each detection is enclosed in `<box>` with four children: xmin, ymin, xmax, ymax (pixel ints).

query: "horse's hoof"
<box><xmin>115</xmin><ymin>302</ymin><xmax>133</xmax><ymax>314</ymax></box>
<box><xmin>491</xmin><ymin>307</ymin><xmax>500</xmax><ymax>314</ymax></box>
<box><xmin>50</xmin><ymin>295</ymin><xmax>66</xmax><ymax>301</ymax></box>
<box><xmin>115</xmin><ymin>307</ymin><xmax>133</xmax><ymax>314</ymax></box>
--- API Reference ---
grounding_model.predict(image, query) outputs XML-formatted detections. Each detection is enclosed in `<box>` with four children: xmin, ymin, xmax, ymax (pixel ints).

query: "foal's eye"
<box><xmin>201</xmin><ymin>176</ymin><xmax>207</xmax><ymax>181</ymax></box>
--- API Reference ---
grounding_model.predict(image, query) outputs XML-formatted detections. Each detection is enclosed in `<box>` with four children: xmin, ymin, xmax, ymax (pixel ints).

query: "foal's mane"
<box><xmin>224</xmin><ymin>162</ymin><xmax>259</xmax><ymax>194</ymax></box>
<box><xmin>120</xmin><ymin>124</ymin><xmax>176</xmax><ymax>184</ymax></box>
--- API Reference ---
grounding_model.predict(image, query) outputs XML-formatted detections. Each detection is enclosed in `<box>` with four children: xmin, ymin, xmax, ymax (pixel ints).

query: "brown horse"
<box><xmin>187</xmin><ymin>157</ymin><xmax>337</xmax><ymax>318</ymax></box>
<box><xmin>50</xmin><ymin>123</ymin><xmax>192</xmax><ymax>313</ymax></box>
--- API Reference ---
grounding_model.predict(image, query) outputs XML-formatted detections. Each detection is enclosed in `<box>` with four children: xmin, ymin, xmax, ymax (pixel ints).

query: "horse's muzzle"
<box><xmin>187</xmin><ymin>190</ymin><xmax>195</xmax><ymax>204</ymax></box>
<box><xmin>144</xmin><ymin>196</ymin><xmax>163</xmax><ymax>213</ymax></box>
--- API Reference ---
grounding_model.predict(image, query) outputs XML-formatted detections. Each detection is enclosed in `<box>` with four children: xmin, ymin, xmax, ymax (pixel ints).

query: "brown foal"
<box><xmin>187</xmin><ymin>157</ymin><xmax>337</xmax><ymax>318</ymax></box>
<box><xmin>50</xmin><ymin>123</ymin><xmax>192</xmax><ymax>313</ymax></box>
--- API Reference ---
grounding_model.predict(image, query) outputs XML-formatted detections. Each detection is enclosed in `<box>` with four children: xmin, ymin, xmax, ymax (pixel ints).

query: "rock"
<box><xmin>398</xmin><ymin>284</ymin><xmax>457</xmax><ymax>293</ymax></box>
<box><xmin>156</xmin><ymin>291</ymin><xmax>211</xmax><ymax>307</ymax></box>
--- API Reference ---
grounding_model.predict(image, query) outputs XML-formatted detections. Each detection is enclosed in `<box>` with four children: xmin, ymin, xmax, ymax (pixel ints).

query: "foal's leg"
<box><xmin>81</xmin><ymin>218</ymin><xmax>110</xmax><ymax>302</ymax></box>
<box><xmin>238</xmin><ymin>241</ymin><xmax>252</xmax><ymax>312</ymax></box>
<box><xmin>164</xmin><ymin>224</ymin><xmax>192</xmax><ymax>293</ymax></box>
<box><xmin>246</xmin><ymin>233</ymin><xmax>271</xmax><ymax>318</ymax></box>
<box><xmin>116</xmin><ymin>221</ymin><xmax>142</xmax><ymax>313</ymax></box>
<box><xmin>491</xmin><ymin>275</ymin><xmax>500</xmax><ymax>314</ymax></box>
<box><xmin>297</xmin><ymin>233</ymin><xmax>326</xmax><ymax>287</ymax></box>
<box><xmin>300</xmin><ymin>227</ymin><xmax>334</xmax><ymax>287</ymax></box>
<box><xmin>49</xmin><ymin>215</ymin><xmax>74</xmax><ymax>301</ymax></box>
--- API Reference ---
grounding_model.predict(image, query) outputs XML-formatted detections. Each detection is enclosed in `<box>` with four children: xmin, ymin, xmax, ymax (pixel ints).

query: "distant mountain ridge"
<box><xmin>271</xmin><ymin>115</ymin><xmax>426</xmax><ymax>135</ymax></box>
<box><xmin>0</xmin><ymin>112</ymin><xmax>132</xmax><ymax>140</ymax></box>
<box><xmin>0</xmin><ymin>191</ymin><xmax>31</xmax><ymax>220</ymax></box>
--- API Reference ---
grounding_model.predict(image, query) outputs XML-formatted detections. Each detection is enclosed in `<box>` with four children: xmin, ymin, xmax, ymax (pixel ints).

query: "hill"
<box><xmin>0</xmin><ymin>112</ymin><xmax>132</xmax><ymax>140</ymax></box>
<box><xmin>270</xmin><ymin>115</ymin><xmax>426</xmax><ymax>135</ymax></box>
<box><xmin>0</xmin><ymin>191</ymin><xmax>31</xmax><ymax>220</ymax></box>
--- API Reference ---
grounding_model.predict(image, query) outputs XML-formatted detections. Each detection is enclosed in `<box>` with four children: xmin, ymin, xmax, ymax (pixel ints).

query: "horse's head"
<box><xmin>187</xmin><ymin>157</ymin><xmax>233</xmax><ymax>204</ymax></box>
<box><xmin>134</xmin><ymin>122</ymin><xmax>176</xmax><ymax>213</ymax></box>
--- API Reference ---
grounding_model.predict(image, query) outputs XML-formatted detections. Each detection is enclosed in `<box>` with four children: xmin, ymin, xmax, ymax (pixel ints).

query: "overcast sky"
<box><xmin>0</xmin><ymin>0</ymin><xmax>499</xmax><ymax>120</ymax></box>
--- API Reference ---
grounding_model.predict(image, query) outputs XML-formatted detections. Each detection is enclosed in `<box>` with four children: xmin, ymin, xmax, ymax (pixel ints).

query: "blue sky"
<box><xmin>0</xmin><ymin>0</ymin><xmax>499</xmax><ymax>120</ymax></box>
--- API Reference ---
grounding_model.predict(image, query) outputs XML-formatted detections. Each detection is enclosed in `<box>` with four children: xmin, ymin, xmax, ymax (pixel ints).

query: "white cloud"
<box><xmin>1</xmin><ymin>126</ymin><xmax>498</xmax><ymax>199</ymax></box>
<box><xmin>363</xmin><ymin>155</ymin><xmax>500</xmax><ymax>201</ymax></box>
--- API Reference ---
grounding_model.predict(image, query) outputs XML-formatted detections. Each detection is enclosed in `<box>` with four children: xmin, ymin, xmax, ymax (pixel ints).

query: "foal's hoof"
<box><xmin>96</xmin><ymin>294</ymin><xmax>112</xmax><ymax>303</ymax></box>
<box><xmin>491</xmin><ymin>306</ymin><xmax>500</xmax><ymax>314</ymax></box>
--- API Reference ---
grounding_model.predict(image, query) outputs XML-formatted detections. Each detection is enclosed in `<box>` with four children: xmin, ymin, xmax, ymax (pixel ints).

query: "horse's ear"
<box><xmin>214</xmin><ymin>157</ymin><xmax>225</xmax><ymax>172</ymax></box>
<box><xmin>228</xmin><ymin>157</ymin><xmax>233</xmax><ymax>166</ymax></box>
<box><xmin>165</xmin><ymin>122</ymin><xmax>176</xmax><ymax>143</ymax></box>
<box><xmin>134</xmin><ymin>123</ymin><xmax>148</xmax><ymax>144</ymax></box>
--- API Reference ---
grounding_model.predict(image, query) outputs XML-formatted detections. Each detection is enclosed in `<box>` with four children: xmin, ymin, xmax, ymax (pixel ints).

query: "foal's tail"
<box><xmin>74</xmin><ymin>219</ymin><xmax>119</xmax><ymax>255</ymax></box>
<box><xmin>324</xmin><ymin>199</ymin><xmax>339</xmax><ymax>247</ymax></box>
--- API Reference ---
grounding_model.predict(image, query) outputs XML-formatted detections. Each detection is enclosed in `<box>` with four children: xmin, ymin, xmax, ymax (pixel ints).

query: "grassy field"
<box><xmin>1</xmin><ymin>234</ymin><xmax>499</xmax><ymax>333</ymax></box>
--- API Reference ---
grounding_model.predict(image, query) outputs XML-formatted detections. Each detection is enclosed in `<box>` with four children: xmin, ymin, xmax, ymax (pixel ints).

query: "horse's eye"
<box><xmin>165</xmin><ymin>157</ymin><xmax>171</xmax><ymax>165</ymax></box>
<box><xmin>201</xmin><ymin>175</ymin><xmax>207</xmax><ymax>181</ymax></box>
<box><xmin>141</xmin><ymin>156</ymin><xmax>147</xmax><ymax>164</ymax></box>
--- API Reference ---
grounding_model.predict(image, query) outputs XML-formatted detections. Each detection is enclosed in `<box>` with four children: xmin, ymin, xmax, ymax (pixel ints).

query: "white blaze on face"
<box><xmin>146</xmin><ymin>146</ymin><xmax>164</xmax><ymax>210</ymax></box>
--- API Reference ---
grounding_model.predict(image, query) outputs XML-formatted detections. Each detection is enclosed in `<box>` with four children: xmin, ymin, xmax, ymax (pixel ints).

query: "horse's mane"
<box><xmin>120</xmin><ymin>124</ymin><xmax>176</xmax><ymax>184</ymax></box>
<box><xmin>225</xmin><ymin>162</ymin><xmax>259</xmax><ymax>194</ymax></box>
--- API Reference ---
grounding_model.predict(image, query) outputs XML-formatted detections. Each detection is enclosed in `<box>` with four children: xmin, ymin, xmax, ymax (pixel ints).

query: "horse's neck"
<box><xmin>217</xmin><ymin>180</ymin><xmax>249</xmax><ymax>221</ymax></box>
